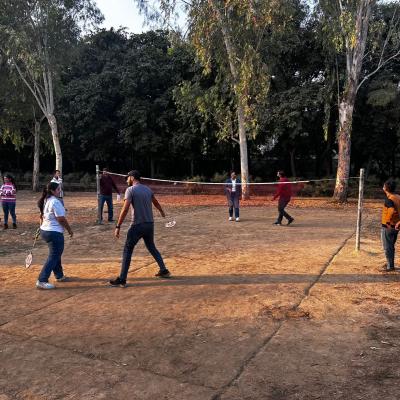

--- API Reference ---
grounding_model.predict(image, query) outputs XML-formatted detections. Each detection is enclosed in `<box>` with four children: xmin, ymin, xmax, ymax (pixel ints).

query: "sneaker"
<box><xmin>235</xmin><ymin>217</ymin><xmax>240</xmax><ymax>222</ymax></box>
<box><xmin>12</xmin><ymin>223</ymin><xmax>17</xmax><ymax>229</ymax></box>
<box><xmin>155</xmin><ymin>270</ymin><xmax>171</xmax><ymax>278</ymax></box>
<box><xmin>287</xmin><ymin>218</ymin><xmax>294</xmax><ymax>226</ymax></box>
<box><xmin>273</xmin><ymin>222</ymin><xmax>282</xmax><ymax>226</ymax></box>
<box><xmin>36</xmin><ymin>281</ymin><xmax>55</xmax><ymax>290</ymax></box>
<box><xmin>382</xmin><ymin>266</ymin><xmax>395</xmax><ymax>272</ymax></box>
<box><xmin>228</xmin><ymin>217</ymin><xmax>233</xmax><ymax>221</ymax></box>
<box><xmin>56</xmin><ymin>275</ymin><xmax>69</xmax><ymax>282</ymax></box>
<box><xmin>109</xmin><ymin>277</ymin><xmax>126</xmax><ymax>287</ymax></box>
<box><xmin>3</xmin><ymin>224</ymin><xmax>8</xmax><ymax>230</ymax></box>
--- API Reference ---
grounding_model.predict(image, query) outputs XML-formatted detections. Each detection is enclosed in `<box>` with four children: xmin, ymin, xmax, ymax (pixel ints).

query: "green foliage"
<box><xmin>210</xmin><ymin>171</ymin><xmax>228</xmax><ymax>183</ymax></box>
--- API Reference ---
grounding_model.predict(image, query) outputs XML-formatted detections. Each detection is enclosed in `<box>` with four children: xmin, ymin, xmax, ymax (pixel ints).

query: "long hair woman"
<box><xmin>36</xmin><ymin>181</ymin><xmax>73</xmax><ymax>289</ymax></box>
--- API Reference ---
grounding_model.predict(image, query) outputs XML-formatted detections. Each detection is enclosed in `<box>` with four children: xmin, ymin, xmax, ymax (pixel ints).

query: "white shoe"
<box><xmin>36</xmin><ymin>281</ymin><xmax>55</xmax><ymax>290</ymax></box>
<box><xmin>229</xmin><ymin>217</ymin><xmax>233</xmax><ymax>221</ymax></box>
<box><xmin>235</xmin><ymin>217</ymin><xmax>240</xmax><ymax>222</ymax></box>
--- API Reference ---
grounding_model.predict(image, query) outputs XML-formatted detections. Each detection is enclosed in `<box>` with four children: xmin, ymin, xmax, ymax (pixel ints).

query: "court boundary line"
<box><xmin>211</xmin><ymin>230</ymin><xmax>355</xmax><ymax>400</ymax></box>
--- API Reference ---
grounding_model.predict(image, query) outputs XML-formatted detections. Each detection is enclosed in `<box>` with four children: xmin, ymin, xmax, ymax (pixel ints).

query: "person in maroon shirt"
<box><xmin>99</xmin><ymin>168</ymin><xmax>121</xmax><ymax>223</ymax></box>
<box><xmin>272</xmin><ymin>170</ymin><xmax>294</xmax><ymax>226</ymax></box>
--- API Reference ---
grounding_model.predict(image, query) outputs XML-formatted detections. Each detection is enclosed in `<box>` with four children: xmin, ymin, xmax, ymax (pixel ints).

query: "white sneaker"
<box><xmin>235</xmin><ymin>217</ymin><xmax>240</xmax><ymax>222</ymax></box>
<box><xmin>36</xmin><ymin>281</ymin><xmax>55</xmax><ymax>290</ymax></box>
<box><xmin>229</xmin><ymin>217</ymin><xmax>233</xmax><ymax>221</ymax></box>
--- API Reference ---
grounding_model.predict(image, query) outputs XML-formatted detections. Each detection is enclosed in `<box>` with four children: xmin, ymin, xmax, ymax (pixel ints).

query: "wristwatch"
<box><xmin>115</xmin><ymin>225</ymin><xmax>121</xmax><ymax>229</ymax></box>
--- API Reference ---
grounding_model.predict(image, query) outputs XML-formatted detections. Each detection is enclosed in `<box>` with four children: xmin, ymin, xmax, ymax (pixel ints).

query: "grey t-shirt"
<box><xmin>125</xmin><ymin>183</ymin><xmax>154</xmax><ymax>225</ymax></box>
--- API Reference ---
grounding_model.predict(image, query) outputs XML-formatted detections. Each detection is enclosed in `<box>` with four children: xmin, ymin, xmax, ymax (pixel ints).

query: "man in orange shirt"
<box><xmin>382</xmin><ymin>179</ymin><xmax>400</xmax><ymax>271</ymax></box>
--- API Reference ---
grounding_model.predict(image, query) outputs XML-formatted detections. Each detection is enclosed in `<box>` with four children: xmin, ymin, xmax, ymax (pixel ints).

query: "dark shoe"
<box><xmin>12</xmin><ymin>223</ymin><xmax>17</xmax><ymax>229</ymax></box>
<box><xmin>56</xmin><ymin>275</ymin><xmax>70</xmax><ymax>282</ymax></box>
<box><xmin>3</xmin><ymin>224</ymin><xmax>8</xmax><ymax>230</ymax></box>
<box><xmin>287</xmin><ymin>218</ymin><xmax>294</xmax><ymax>226</ymax></box>
<box><xmin>108</xmin><ymin>219</ymin><xmax>115</xmax><ymax>222</ymax></box>
<box><xmin>382</xmin><ymin>266</ymin><xmax>395</xmax><ymax>272</ymax></box>
<box><xmin>109</xmin><ymin>277</ymin><xmax>126</xmax><ymax>287</ymax></box>
<box><xmin>155</xmin><ymin>270</ymin><xmax>171</xmax><ymax>278</ymax></box>
<box><xmin>273</xmin><ymin>221</ymin><xmax>282</xmax><ymax>226</ymax></box>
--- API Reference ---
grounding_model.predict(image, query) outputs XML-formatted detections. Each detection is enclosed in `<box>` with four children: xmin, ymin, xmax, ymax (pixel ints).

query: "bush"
<box><xmin>185</xmin><ymin>175</ymin><xmax>206</xmax><ymax>182</ymax></box>
<box><xmin>210</xmin><ymin>171</ymin><xmax>228</xmax><ymax>183</ymax></box>
<box><xmin>80</xmin><ymin>173</ymin><xmax>94</xmax><ymax>186</ymax></box>
<box><xmin>63</xmin><ymin>172</ymin><xmax>82</xmax><ymax>183</ymax></box>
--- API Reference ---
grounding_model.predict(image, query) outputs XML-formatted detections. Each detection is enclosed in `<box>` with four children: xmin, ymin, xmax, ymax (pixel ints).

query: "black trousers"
<box><xmin>277</xmin><ymin>198</ymin><xmax>292</xmax><ymax>223</ymax></box>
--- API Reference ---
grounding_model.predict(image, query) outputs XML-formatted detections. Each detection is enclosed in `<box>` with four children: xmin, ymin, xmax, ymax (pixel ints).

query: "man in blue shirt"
<box><xmin>110</xmin><ymin>170</ymin><xmax>171</xmax><ymax>287</ymax></box>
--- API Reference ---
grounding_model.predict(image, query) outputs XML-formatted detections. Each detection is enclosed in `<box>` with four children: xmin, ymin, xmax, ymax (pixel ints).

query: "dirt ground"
<box><xmin>0</xmin><ymin>192</ymin><xmax>399</xmax><ymax>400</ymax></box>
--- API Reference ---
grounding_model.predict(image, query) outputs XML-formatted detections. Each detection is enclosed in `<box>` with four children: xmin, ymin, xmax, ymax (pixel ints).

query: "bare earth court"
<box><xmin>0</xmin><ymin>192</ymin><xmax>399</xmax><ymax>400</ymax></box>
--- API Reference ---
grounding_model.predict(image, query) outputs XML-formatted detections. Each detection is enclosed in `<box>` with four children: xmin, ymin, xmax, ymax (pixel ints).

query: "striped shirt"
<box><xmin>0</xmin><ymin>183</ymin><xmax>16</xmax><ymax>203</ymax></box>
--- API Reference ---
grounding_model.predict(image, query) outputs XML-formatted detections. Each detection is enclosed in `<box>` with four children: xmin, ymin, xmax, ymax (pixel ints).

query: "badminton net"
<box><xmin>101</xmin><ymin>171</ymin><xmax>360</xmax><ymax>200</ymax></box>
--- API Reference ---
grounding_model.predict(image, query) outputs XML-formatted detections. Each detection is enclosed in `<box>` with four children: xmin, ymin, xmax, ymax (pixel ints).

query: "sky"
<box><xmin>95</xmin><ymin>0</ymin><xmax>147</xmax><ymax>33</ymax></box>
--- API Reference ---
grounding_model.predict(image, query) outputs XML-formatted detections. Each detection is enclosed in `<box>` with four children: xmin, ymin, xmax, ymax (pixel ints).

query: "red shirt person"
<box><xmin>272</xmin><ymin>171</ymin><xmax>294</xmax><ymax>226</ymax></box>
<box><xmin>99</xmin><ymin>168</ymin><xmax>121</xmax><ymax>223</ymax></box>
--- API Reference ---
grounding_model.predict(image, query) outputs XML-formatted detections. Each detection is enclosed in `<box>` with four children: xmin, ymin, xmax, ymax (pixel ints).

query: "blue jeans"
<box><xmin>120</xmin><ymin>223</ymin><xmax>167</xmax><ymax>280</ymax></box>
<box><xmin>381</xmin><ymin>226</ymin><xmax>398</xmax><ymax>269</ymax></box>
<box><xmin>38</xmin><ymin>230</ymin><xmax>64</xmax><ymax>282</ymax></box>
<box><xmin>99</xmin><ymin>195</ymin><xmax>113</xmax><ymax>221</ymax></box>
<box><xmin>2</xmin><ymin>202</ymin><xmax>16</xmax><ymax>225</ymax></box>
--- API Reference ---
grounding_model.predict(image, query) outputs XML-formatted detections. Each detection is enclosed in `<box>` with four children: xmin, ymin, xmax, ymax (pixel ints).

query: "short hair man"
<box><xmin>98</xmin><ymin>168</ymin><xmax>121</xmax><ymax>223</ymax></box>
<box><xmin>272</xmin><ymin>170</ymin><xmax>294</xmax><ymax>226</ymax></box>
<box><xmin>225</xmin><ymin>171</ymin><xmax>241</xmax><ymax>222</ymax></box>
<box><xmin>110</xmin><ymin>170</ymin><xmax>171</xmax><ymax>287</ymax></box>
<box><xmin>381</xmin><ymin>179</ymin><xmax>400</xmax><ymax>271</ymax></box>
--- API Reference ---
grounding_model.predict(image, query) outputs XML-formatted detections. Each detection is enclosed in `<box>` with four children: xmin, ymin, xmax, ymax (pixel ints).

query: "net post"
<box><xmin>96</xmin><ymin>165</ymin><xmax>101</xmax><ymax>224</ymax></box>
<box><xmin>355</xmin><ymin>168</ymin><xmax>365</xmax><ymax>251</ymax></box>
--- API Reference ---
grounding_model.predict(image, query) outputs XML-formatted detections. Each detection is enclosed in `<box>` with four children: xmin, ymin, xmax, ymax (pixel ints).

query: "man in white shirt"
<box><xmin>51</xmin><ymin>170</ymin><xmax>64</xmax><ymax>204</ymax></box>
<box><xmin>225</xmin><ymin>171</ymin><xmax>241</xmax><ymax>222</ymax></box>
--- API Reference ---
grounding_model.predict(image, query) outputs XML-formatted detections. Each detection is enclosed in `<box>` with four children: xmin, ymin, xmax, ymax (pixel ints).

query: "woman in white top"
<box><xmin>36</xmin><ymin>182</ymin><xmax>73</xmax><ymax>290</ymax></box>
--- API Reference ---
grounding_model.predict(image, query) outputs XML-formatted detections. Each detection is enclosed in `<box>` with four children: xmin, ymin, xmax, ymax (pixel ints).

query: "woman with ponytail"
<box><xmin>36</xmin><ymin>181</ymin><xmax>73</xmax><ymax>290</ymax></box>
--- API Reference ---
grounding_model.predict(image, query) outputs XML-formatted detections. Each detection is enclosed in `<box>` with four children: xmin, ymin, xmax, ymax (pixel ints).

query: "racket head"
<box><xmin>25</xmin><ymin>251</ymin><xmax>33</xmax><ymax>268</ymax></box>
<box><xmin>165</xmin><ymin>220</ymin><xmax>176</xmax><ymax>228</ymax></box>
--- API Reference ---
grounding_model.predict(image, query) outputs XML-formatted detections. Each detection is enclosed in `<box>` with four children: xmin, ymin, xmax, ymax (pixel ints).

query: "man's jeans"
<box><xmin>2</xmin><ymin>202</ymin><xmax>16</xmax><ymax>225</ymax></box>
<box><xmin>39</xmin><ymin>230</ymin><xmax>64</xmax><ymax>282</ymax></box>
<box><xmin>381</xmin><ymin>226</ymin><xmax>398</xmax><ymax>269</ymax></box>
<box><xmin>277</xmin><ymin>198</ymin><xmax>292</xmax><ymax>223</ymax></box>
<box><xmin>99</xmin><ymin>195</ymin><xmax>113</xmax><ymax>221</ymax></box>
<box><xmin>227</xmin><ymin>192</ymin><xmax>239</xmax><ymax>218</ymax></box>
<box><xmin>120</xmin><ymin>223</ymin><xmax>167</xmax><ymax>280</ymax></box>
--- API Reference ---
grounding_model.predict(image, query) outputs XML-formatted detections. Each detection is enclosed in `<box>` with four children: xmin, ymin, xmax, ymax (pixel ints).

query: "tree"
<box><xmin>0</xmin><ymin>0</ymin><xmax>102</xmax><ymax>174</ymax></box>
<box><xmin>134</xmin><ymin>0</ymin><xmax>297</xmax><ymax>198</ymax></box>
<box><xmin>0</xmin><ymin>59</ymin><xmax>44</xmax><ymax>189</ymax></box>
<box><xmin>319</xmin><ymin>0</ymin><xmax>400</xmax><ymax>201</ymax></box>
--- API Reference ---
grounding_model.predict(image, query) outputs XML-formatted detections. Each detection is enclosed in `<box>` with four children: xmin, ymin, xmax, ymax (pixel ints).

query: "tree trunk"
<box><xmin>150</xmin><ymin>157</ymin><xmax>155</xmax><ymax>178</ymax></box>
<box><xmin>333</xmin><ymin>0</ymin><xmax>372</xmax><ymax>202</ymax></box>
<box><xmin>47</xmin><ymin>113</ymin><xmax>62</xmax><ymax>174</ymax></box>
<box><xmin>289</xmin><ymin>149</ymin><xmax>296</xmax><ymax>178</ymax></box>
<box><xmin>333</xmin><ymin>100</ymin><xmax>354</xmax><ymax>201</ymax></box>
<box><xmin>32</xmin><ymin>119</ymin><xmax>41</xmax><ymax>191</ymax></box>
<box><xmin>237</xmin><ymin>97</ymin><xmax>250</xmax><ymax>199</ymax></box>
<box><xmin>190</xmin><ymin>158</ymin><xmax>194</xmax><ymax>176</ymax></box>
<box><xmin>210</xmin><ymin>0</ymin><xmax>250</xmax><ymax>199</ymax></box>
